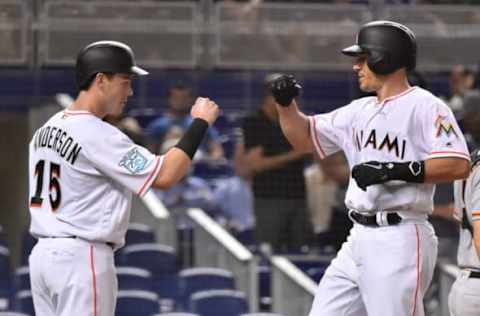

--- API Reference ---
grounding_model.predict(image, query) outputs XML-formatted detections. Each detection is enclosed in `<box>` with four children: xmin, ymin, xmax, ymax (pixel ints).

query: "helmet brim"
<box><xmin>341</xmin><ymin>44</ymin><xmax>367</xmax><ymax>57</ymax></box>
<box><xmin>131</xmin><ymin>65</ymin><xmax>149</xmax><ymax>76</ymax></box>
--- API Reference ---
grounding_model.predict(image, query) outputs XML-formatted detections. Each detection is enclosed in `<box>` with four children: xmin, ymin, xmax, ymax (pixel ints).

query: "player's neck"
<box><xmin>376</xmin><ymin>73</ymin><xmax>411</xmax><ymax>103</ymax></box>
<box><xmin>71</xmin><ymin>91</ymin><xmax>108</xmax><ymax>118</ymax></box>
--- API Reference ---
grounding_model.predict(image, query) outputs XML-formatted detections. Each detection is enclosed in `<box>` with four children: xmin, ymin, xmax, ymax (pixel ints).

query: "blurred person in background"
<box><xmin>448</xmin><ymin>148</ymin><xmax>480</xmax><ymax>316</ymax></box>
<box><xmin>104</xmin><ymin>113</ymin><xmax>146</xmax><ymax>146</ymax></box>
<box><xmin>235</xmin><ymin>73</ymin><xmax>312</xmax><ymax>253</ymax></box>
<box><xmin>153</xmin><ymin>132</ymin><xmax>219</xmax><ymax>228</ymax></box>
<box><xmin>146</xmin><ymin>84</ymin><xmax>225</xmax><ymax>161</ymax></box>
<box><xmin>444</xmin><ymin>65</ymin><xmax>475</xmax><ymax>121</ymax></box>
<box><xmin>309</xmin><ymin>151</ymin><xmax>351</xmax><ymax>252</ymax></box>
<box><xmin>154</xmin><ymin>131</ymin><xmax>255</xmax><ymax>245</ymax></box>
<box><xmin>461</xmin><ymin>89</ymin><xmax>480</xmax><ymax>149</ymax></box>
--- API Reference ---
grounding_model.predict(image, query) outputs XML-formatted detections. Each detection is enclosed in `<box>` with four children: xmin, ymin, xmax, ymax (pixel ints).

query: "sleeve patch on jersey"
<box><xmin>119</xmin><ymin>148</ymin><xmax>149</xmax><ymax>174</ymax></box>
<box><xmin>435</xmin><ymin>114</ymin><xmax>458</xmax><ymax>138</ymax></box>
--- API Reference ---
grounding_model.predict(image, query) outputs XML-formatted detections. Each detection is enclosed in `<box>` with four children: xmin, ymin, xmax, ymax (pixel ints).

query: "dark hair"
<box><xmin>79</xmin><ymin>72</ymin><xmax>114</xmax><ymax>91</ymax></box>
<box><xmin>167</xmin><ymin>84</ymin><xmax>191</xmax><ymax>97</ymax></box>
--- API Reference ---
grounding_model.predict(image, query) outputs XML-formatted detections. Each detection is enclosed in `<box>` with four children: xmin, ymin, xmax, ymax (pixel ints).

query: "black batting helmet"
<box><xmin>76</xmin><ymin>40</ymin><xmax>148</xmax><ymax>90</ymax></box>
<box><xmin>342</xmin><ymin>20</ymin><xmax>417</xmax><ymax>75</ymax></box>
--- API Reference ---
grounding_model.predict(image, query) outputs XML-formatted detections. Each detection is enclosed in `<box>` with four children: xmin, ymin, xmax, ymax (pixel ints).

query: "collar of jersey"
<box><xmin>375</xmin><ymin>86</ymin><xmax>417</xmax><ymax>107</ymax></box>
<box><xmin>64</xmin><ymin>109</ymin><xmax>94</xmax><ymax>116</ymax></box>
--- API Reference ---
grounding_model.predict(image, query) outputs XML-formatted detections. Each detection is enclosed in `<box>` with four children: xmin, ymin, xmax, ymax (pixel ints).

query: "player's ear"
<box><xmin>95</xmin><ymin>72</ymin><xmax>113</xmax><ymax>92</ymax></box>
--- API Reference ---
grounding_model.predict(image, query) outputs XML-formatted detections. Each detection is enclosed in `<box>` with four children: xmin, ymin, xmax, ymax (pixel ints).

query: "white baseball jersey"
<box><xmin>28</xmin><ymin>109</ymin><xmax>163</xmax><ymax>249</ymax></box>
<box><xmin>453</xmin><ymin>167</ymin><xmax>480</xmax><ymax>269</ymax></box>
<box><xmin>309</xmin><ymin>86</ymin><xmax>470</xmax><ymax>216</ymax></box>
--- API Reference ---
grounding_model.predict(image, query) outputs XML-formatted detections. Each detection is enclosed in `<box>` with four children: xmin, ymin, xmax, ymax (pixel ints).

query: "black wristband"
<box><xmin>174</xmin><ymin>118</ymin><xmax>209</xmax><ymax>160</ymax></box>
<box><xmin>387</xmin><ymin>161</ymin><xmax>425</xmax><ymax>183</ymax></box>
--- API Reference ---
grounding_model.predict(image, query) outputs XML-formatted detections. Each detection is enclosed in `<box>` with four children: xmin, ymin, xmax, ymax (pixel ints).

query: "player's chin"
<box><xmin>359</xmin><ymin>83</ymin><xmax>376</xmax><ymax>93</ymax></box>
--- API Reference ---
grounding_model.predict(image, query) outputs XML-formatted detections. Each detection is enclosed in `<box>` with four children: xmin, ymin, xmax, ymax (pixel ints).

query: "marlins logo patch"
<box><xmin>119</xmin><ymin>148</ymin><xmax>149</xmax><ymax>174</ymax></box>
<box><xmin>435</xmin><ymin>114</ymin><xmax>458</xmax><ymax>138</ymax></box>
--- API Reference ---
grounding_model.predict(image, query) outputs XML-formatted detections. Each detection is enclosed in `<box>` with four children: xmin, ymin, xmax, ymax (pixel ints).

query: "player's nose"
<box><xmin>353</xmin><ymin>63</ymin><xmax>361</xmax><ymax>72</ymax></box>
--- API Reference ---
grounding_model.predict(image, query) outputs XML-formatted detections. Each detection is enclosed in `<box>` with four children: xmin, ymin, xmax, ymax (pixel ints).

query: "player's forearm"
<box><xmin>424</xmin><ymin>157</ymin><xmax>470</xmax><ymax>183</ymax></box>
<box><xmin>276</xmin><ymin>101</ymin><xmax>313</xmax><ymax>154</ymax></box>
<box><xmin>152</xmin><ymin>148</ymin><xmax>192</xmax><ymax>190</ymax></box>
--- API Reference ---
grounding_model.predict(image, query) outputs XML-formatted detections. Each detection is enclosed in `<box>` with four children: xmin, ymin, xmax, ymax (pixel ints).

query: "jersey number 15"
<box><xmin>30</xmin><ymin>160</ymin><xmax>61</xmax><ymax>211</ymax></box>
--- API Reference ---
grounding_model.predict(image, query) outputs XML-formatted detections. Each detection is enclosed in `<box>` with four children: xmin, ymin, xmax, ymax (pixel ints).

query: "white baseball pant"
<box><xmin>29</xmin><ymin>237</ymin><xmax>117</xmax><ymax>316</ymax></box>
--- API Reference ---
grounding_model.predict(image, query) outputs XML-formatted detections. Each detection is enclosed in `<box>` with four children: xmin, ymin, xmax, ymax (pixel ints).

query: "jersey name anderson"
<box><xmin>309</xmin><ymin>87</ymin><xmax>470</xmax><ymax>215</ymax></box>
<box><xmin>28</xmin><ymin>110</ymin><xmax>163</xmax><ymax>248</ymax></box>
<box><xmin>33</xmin><ymin>125</ymin><xmax>82</xmax><ymax>166</ymax></box>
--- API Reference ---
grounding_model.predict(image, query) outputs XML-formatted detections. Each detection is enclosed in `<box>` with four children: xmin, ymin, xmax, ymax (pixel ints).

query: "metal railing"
<box><xmin>37</xmin><ymin>1</ymin><xmax>200</xmax><ymax>67</ymax></box>
<box><xmin>270</xmin><ymin>256</ymin><xmax>317</xmax><ymax>316</ymax></box>
<box><xmin>188</xmin><ymin>208</ymin><xmax>258</xmax><ymax>312</ymax></box>
<box><xmin>4</xmin><ymin>1</ymin><xmax>480</xmax><ymax>71</ymax></box>
<box><xmin>0</xmin><ymin>1</ymin><xmax>30</xmax><ymax>65</ymax></box>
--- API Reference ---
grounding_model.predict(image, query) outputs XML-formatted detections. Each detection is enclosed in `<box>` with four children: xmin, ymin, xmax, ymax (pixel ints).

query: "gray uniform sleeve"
<box><xmin>467</xmin><ymin>167</ymin><xmax>480</xmax><ymax>223</ymax></box>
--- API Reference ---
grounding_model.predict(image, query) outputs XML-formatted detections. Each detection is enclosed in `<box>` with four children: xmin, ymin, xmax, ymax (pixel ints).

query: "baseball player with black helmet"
<box><xmin>28</xmin><ymin>41</ymin><xmax>219</xmax><ymax>316</ymax></box>
<box><xmin>269</xmin><ymin>21</ymin><xmax>470</xmax><ymax>315</ymax></box>
<box><xmin>449</xmin><ymin>148</ymin><xmax>480</xmax><ymax>315</ymax></box>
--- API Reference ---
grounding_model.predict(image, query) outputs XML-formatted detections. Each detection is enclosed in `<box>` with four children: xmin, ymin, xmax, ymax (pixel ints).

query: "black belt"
<box><xmin>38</xmin><ymin>236</ymin><xmax>114</xmax><ymax>249</ymax></box>
<box><xmin>470</xmin><ymin>271</ymin><xmax>480</xmax><ymax>279</ymax></box>
<box><xmin>349</xmin><ymin>210</ymin><xmax>402</xmax><ymax>227</ymax></box>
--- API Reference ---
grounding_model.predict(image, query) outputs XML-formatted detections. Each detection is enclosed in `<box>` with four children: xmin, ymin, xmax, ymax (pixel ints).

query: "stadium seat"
<box><xmin>178</xmin><ymin>267</ymin><xmax>235</xmax><ymax>310</ymax></box>
<box><xmin>257</xmin><ymin>265</ymin><xmax>271</xmax><ymax>311</ymax></box>
<box><xmin>125</xmin><ymin>223</ymin><xmax>156</xmax><ymax>246</ymax></box>
<box><xmin>115</xmin><ymin>290</ymin><xmax>159</xmax><ymax>316</ymax></box>
<box><xmin>190</xmin><ymin>290</ymin><xmax>248</xmax><ymax>316</ymax></box>
<box><xmin>116</xmin><ymin>266</ymin><xmax>153</xmax><ymax>292</ymax></box>
<box><xmin>12</xmin><ymin>291</ymin><xmax>33</xmax><ymax>316</ymax></box>
<box><xmin>0</xmin><ymin>246</ymin><xmax>10</xmax><ymax>279</ymax></box>
<box><xmin>120</xmin><ymin>244</ymin><xmax>178</xmax><ymax>300</ymax></box>
<box><xmin>0</xmin><ymin>246</ymin><xmax>11</xmax><ymax>308</ymax></box>
<box><xmin>13</xmin><ymin>267</ymin><xmax>30</xmax><ymax>292</ymax></box>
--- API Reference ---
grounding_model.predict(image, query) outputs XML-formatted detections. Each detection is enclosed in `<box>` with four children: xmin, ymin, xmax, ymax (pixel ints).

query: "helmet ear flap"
<box><xmin>367</xmin><ymin>50</ymin><xmax>392</xmax><ymax>75</ymax></box>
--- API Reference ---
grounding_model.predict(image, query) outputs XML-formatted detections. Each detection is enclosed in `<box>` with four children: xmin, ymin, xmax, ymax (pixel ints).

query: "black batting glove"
<box><xmin>269</xmin><ymin>74</ymin><xmax>302</xmax><ymax>107</ymax></box>
<box><xmin>352</xmin><ymin>160</ymin><xmax>425</xmax><ymax>191</ymax></box>
<box><xmin>352</xmin><ymin>161</ymin><xmax>391</xmax><ymax>191</ymax></box>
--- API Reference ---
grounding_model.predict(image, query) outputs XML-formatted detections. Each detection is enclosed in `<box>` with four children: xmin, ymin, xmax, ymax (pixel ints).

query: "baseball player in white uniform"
<box><xmin>28</xmin><ymin>41</ymin><xmax>219</xmax><ymax>316</ymax></box>
<box><xmin>269</xmin><ymin>21</ymin><xmax>470</xmax><ymax>316</ymax></box>
<box><xmin>449</xmin><ymin>148</ymin><xmax>480</xmax><ymax>315</ymax></box>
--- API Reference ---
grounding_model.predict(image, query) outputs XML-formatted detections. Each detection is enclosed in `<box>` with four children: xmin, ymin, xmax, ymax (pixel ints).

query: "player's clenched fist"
<box><xmin>269</xmin><ymin>74</ymin><xmax>302</xmax><ymax>107</ymax></box>
<box><xmin>190</xmin><ymin>97</ymin><xmax>220</xmax><ymax>126</ymax></box>
<box><xmin>352</xmin><ymin>161</ymin><xmax>390</xmax><ymax>191</ymax></box>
